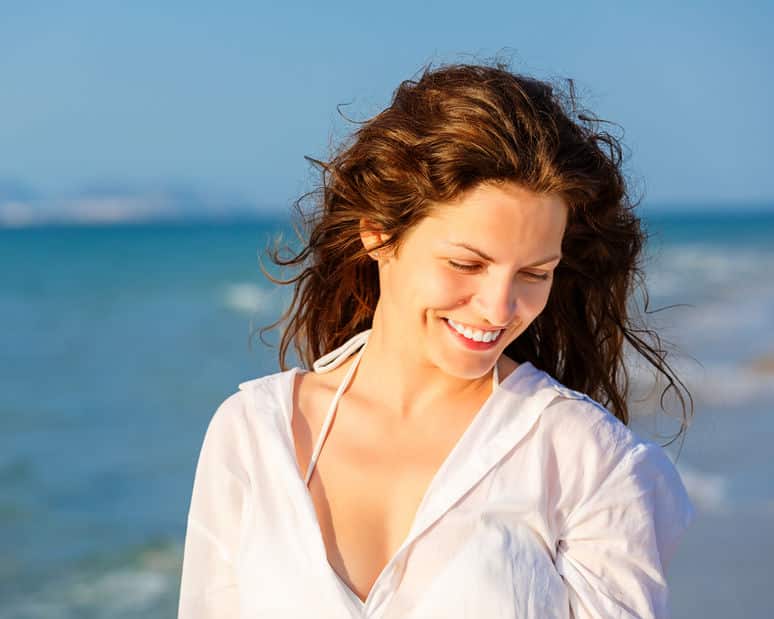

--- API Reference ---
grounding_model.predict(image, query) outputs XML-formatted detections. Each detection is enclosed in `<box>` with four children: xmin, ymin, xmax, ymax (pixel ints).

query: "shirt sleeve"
<box><xmin>554</xmin><ymin>440</ymin><xmax>696</xmax><ymax>619</ymax></box>
<box><xmin>178</xmin><ymin>393</ymin><xmax>251</xmax><ymax>619</ymax></box>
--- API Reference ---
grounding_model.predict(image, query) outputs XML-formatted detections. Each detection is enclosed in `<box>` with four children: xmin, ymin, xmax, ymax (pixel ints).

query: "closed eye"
<box><xmin>448</xmin><ymin>260</ymin><xmax>481</xmax><ymax>272</ymax></box>
<box><xmin>523</xmin><ymin>272</ymin><xmax>550</xmax><ymax>281</ymax></box>
<box><xmin>448</xmin><ymin>260</ymin><xmax>550</xmax><ymax>281</ymax></box>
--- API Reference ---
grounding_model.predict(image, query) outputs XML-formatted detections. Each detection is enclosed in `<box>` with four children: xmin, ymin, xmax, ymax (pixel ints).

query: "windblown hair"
<box><xmin>258</xmin><ymin>60</ymin><xmax>693</xmax><ymax>446</ymax></box>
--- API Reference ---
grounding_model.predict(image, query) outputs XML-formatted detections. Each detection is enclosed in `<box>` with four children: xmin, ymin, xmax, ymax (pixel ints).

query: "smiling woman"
<box><xmin>178</xmin><ymin>60</ymin><xmax>696</xmax><ymax>618</ymax></box>
<box><xmin>354</xmin><ymin>181</ymin><xmax>568</xmax><ymax>382</ymax></box>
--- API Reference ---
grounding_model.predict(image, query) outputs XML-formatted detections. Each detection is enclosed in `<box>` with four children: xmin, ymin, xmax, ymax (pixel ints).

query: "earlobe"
<box><xmin>359</xmin><ymin>218</ymin><xmax>392</xmax><ymax>260</ymax></box>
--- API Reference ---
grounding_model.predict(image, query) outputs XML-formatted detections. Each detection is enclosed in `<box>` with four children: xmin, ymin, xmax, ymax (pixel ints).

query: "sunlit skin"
<box><xmin>291</xmin><ymin>180</ymin><xmax>568</xmax><ymax>601</ymax></box>
<box><xmin>356</xmin><ymin>180</ymin><xmax>568</xmax><ymax>418</ymax></box>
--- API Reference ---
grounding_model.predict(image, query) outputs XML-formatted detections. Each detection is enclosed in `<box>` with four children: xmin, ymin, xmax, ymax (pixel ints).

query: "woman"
<box><xmin>178</xmin><ymin>62</ymin><xmax>695</xmax><ymax>618</ymax></box>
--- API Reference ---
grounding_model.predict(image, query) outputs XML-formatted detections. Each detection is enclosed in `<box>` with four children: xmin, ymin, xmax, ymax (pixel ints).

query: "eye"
<box><xmin>449</xmin><ymin>261</ymin><xmax>551</xmax><ymax>281</ymax></box>
<box><xmin>523</xmin><ymin>271</ymin><xmax>550</xmax><ymax>282</ymax></box>
<box><xmin>448</xmin><ymin>260</ymin><xmax>481</xmax><ymax>272</ymax></box>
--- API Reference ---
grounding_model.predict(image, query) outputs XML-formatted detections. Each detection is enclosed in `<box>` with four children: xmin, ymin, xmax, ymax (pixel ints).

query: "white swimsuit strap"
<box><xmin>304</xmin><ymin>328</ymin><xmax>500</xmax><ymax>486</ymax></box>
<box><xmin>305</xmin><ymin>330</ymin><xmax>371</xmax><ymax>486</ymax></box>
<box><xmin>311</xmin><ymin>329</ymin><xmax>372</xmax><ymax>373</ymax></box>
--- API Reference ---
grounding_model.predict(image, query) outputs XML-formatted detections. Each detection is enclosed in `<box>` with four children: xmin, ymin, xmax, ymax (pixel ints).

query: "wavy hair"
<box><xmin>257</xmin><ymin>60</ymin><xmax>693</xmax><ymax>446</ymax></box>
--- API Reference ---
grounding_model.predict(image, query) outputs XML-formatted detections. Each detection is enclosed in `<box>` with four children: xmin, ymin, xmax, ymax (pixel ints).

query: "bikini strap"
<box><xmin>312</xmin><ymin>329</ymin><xmax>372</xmax><ymax>373</ymax></box>
<box><xmin>304</xmin><ymin>328</ymin><xmax>500</xmax><ymax>486</ymax></box>
<box><xmin>305</xmin><ymin>330</ymin><xmax>371</xmax><ymax>485</ymax></box>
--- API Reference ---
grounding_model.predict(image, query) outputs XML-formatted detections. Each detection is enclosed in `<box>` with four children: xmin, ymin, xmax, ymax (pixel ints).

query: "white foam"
<box><xmin>71</xmin><ymin>569</ymin><xmax>168</xmax><ymax>612</ymax></box>
<box><xmin>697</xmin><ymin>366</ymin><xmax>774</xmax><ymax>406</ymax></box>
<box><xmin>1</xmin><ymin>542</ymin><xmax>182</xmax><ymax>618</ymax></box>
<box><xmin>675</xmin><ymin>462</ymin><xmax>731</xmax><ymax>514</ymax></box>
<box><xmin>625</xmin><ymin>350</ymin><xmax>774</xmax><ymax>408</ymax></box>
<box><xmin>649</xmin><ymin>244</ymin><xmax>774</xmax><ymax>276</ymax></box>
<box><xmin>644</xmin><ymin>244</ymin><xmax>774</xmax><ymax>298</ymax></box>
<box><xmin>222</xmin><ymin>282</ymin><xmax>273</xmax><ymax>314</ymax></box>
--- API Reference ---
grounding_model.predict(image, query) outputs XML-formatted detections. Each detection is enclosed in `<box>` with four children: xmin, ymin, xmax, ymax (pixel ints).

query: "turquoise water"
<box><xmin>1</xmin><ymin>210</ymin><xmax>773</xmax><ymax>618</ymax></box>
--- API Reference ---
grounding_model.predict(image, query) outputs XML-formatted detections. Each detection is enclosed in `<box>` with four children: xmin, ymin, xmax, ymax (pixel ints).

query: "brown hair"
<box><xmin>258</xmin><ymin>60</ymin><xmax>693</xmax><ymax>447</ymax></box>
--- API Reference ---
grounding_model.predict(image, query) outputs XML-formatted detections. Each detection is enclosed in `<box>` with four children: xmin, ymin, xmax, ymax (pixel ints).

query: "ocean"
<box><xmin>1</xmin><ymin>209</ymin><xmax>772</xmax><ymax>618</ymax></box>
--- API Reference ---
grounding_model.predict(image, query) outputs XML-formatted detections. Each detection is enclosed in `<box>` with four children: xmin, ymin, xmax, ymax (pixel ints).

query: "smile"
<box><xmin>444</xmin><ymin>318</ymin><xmax>503</xmax><ymax>343</ymax></box>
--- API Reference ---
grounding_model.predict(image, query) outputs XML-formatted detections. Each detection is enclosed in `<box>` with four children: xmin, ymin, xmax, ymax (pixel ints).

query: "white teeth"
<box><xmin>446</xmin><ymin>318</ymin><xmax>502</xmax><ymax>343</ymax></box>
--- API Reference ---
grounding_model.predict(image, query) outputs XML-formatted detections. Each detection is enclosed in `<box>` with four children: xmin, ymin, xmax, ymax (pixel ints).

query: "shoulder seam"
<box><xmin>238</xmin><ymin>376</ymin><xmax>265</xmax><ymax>391</ymax></box>
<box><xmin>545</xmin><ymin>376</ymin><xmax>590</xmax><ymax>402</ymax></box>
<box><xmin>238</xmin><ymin>368</ymin><xmax>290</xmax><ymax>392</ymax></box>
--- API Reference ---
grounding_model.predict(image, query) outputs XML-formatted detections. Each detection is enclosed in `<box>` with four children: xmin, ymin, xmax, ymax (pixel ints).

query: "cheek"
<box><xmin>519</xmin><ymin>284</ymin><xmax>552</xmax><ymax>318</ymax></box>
<box><xmin>427</xmin><ymin>269</ymin><xmax>471</xmax><ymax>304</ymax></box>
<box><xmin>390</xmin><ymin>262</ymin><xmax>463</xmax><ymax>310</ymax></box>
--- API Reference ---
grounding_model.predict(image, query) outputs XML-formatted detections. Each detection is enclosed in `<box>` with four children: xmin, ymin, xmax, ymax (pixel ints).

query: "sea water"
<box><xmin>1</xmin><ymin>209</ymin><xmax>772</xmax><ymax>618</ymax></box>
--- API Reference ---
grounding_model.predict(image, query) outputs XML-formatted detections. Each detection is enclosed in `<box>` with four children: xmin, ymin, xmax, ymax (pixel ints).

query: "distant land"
<box><xmin>0</xmin><ymin>178</ymin><xmax>285</xmax><ymax>227</ymax></box>
<box><xmin>1</xmin><ymin>178</ymin><xmax>772</xmax><ymax>228</ymax></box>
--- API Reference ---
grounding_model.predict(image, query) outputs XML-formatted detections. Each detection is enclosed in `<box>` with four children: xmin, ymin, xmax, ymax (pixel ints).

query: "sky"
<box><xmin>1</xmin><ymin>0</ymin><xmax>772</xmax><ymax>223</ymax></box>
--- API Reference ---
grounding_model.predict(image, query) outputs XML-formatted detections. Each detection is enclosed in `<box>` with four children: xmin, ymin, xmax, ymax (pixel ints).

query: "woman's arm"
<box><xmin>555</xmin><ymin>440</ymin><xmax>696</xmax><ymax>619</ymax></box>
<box><xmin>178</xmin><ymin>393</ymin><xmax>251</xmax><ymax>619</ymax></box>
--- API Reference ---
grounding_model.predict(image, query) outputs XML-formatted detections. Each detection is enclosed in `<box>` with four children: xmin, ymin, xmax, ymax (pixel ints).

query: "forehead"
<box><xmin>418</xmin><ymin>182</ymin><xmax>568</xmax><ymax>252</ymax></box>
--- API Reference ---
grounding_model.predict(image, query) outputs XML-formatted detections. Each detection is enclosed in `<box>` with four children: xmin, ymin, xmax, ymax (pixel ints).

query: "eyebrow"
<box><xmin>448</xmin><ymin>242</ymin><xmax>562</xmax><ymax>267</ymax></box>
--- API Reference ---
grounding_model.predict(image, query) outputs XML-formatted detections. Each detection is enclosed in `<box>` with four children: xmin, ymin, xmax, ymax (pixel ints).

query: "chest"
<box><xmin>290</xmin><ymin>374</ymin><xmax>486</xmax><ymax>603</ymax></box>
<box><xmin>241</xmin><ymin>412</ymin><xmax>568</xmax><ymax>618</ymax></box>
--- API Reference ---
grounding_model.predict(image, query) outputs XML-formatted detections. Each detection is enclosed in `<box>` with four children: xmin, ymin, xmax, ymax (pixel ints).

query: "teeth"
<box><xmin>447</xmin><ymin>318</ymin><xmax>502</xmax><ymax>343</ymax></box>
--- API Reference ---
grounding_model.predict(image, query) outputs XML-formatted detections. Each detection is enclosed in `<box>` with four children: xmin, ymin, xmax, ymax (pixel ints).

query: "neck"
<box><xmin>353</xmin><ymin>306</ymin><xmax>497</xmax><ymax>422</ymax></box>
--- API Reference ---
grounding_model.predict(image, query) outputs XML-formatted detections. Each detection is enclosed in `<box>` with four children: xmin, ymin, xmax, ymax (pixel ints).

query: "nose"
<box><xmin>473</xmin><ymin>275</ymin><xmax>518</xmax><ymax>328</ymax></box>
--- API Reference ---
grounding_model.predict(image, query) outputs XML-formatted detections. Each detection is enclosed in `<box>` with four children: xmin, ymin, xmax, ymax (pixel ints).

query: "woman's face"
<box><xmin>362</xmin><ymin>180</ymin><xmax>568</xmax><ymax>380</ymax></box>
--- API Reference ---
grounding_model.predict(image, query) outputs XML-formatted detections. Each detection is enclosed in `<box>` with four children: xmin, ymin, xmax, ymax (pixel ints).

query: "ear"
<box><xmin>359</xmin><ymin>218</ymin><xmax>392</xmax><ymax>261</ymax></box>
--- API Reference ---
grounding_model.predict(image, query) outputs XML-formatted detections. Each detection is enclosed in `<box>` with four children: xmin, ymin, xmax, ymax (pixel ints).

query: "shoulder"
<box><xmin>237</xmin><ymin>367</ymin><xmax>293</xmax><ymax>405</ymax></box>
<box><xmin>200</xmin><ymin>369</ymin><xmax>295</xmax><ymax>461</ymax></box>
<box><xmin>188</xmin><ymin>368</ymin><xmax>298</xmax><ymax>497</ymax></box>
<box><xmin>208</xmin><ymin>369</ymin><xmax>287</xmax><ymax>426</ymax></box>
<box><xmin>531</xmin><ymin>370</ymin><xmax>695</xmax><ymax>539</ymax></box>
<box><xmin>535</xmin><ymin>370</ymin><xmax>639</xmax><ymax>464</ymax></box>
<box><xmin>531</xmin><ymin>369</ymin><xmax>690</xmax><ymax>501</ymax></box>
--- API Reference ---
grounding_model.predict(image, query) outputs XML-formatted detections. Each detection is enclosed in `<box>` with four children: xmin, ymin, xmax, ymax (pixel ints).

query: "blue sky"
<box><xmin>1</xmin><ymin>1</ymin><xmax>772</xmax><ymax>222</ymax></box>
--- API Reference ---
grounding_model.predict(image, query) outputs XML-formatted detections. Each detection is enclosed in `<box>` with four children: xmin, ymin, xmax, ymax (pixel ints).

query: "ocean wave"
<box><xmin>0</xmin><ymin>540</ymin><xmax>181</xmax><ymax>619</ymax></box>
<box><xmin>673</xmin><ymin>462</ymin><xmax>774</xmax><ymax>517</ymax></box>
<box><xmin>671</xmin><ymin>296</ymin><xmax>774</xmax><ymax>333</ymax></box>
<box><xmin>648</xmin><ymin>244</ymin><xmax>774</xmax><ymax>277</ymax></box>
<box><xmin>675</xmin><ymin>462</ymin><xmax>731</xmax><ymax>514</ymax></box>
<box><xmin>222</xmin><ymin>282</ymin><xmax>275</xmax><ymax>315</ymax></box>
<box><xmin>673</xmin><ymin>361</ymin><xmax>774</xmax><ymax>407</ymax></box>
<box><xmin>644</xmin><ymin>244</ymin><xmax>774</xmax><ymax>298</ymax></box>
<box><xmin>625</xmin><ymin>346</ymin><xmax>774</xmax><ymax>408</ymax></box>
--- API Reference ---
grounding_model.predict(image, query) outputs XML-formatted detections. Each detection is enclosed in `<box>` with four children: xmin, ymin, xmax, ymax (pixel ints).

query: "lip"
<box><xmin>444</xmin><ymin>318</ymin><xmax>504</xmax><ymax>332</ymax></box>
<box><xmin>442</xmin><ymin>317</ymin><xmax>501</xmax><ymax>351</ymax></box>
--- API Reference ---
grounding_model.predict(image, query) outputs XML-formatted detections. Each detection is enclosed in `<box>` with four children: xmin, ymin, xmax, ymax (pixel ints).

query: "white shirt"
<box><xmin>178</xmin><ymin>328</ymin><xmax>695</xmax><ymax>618</ymax></box>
